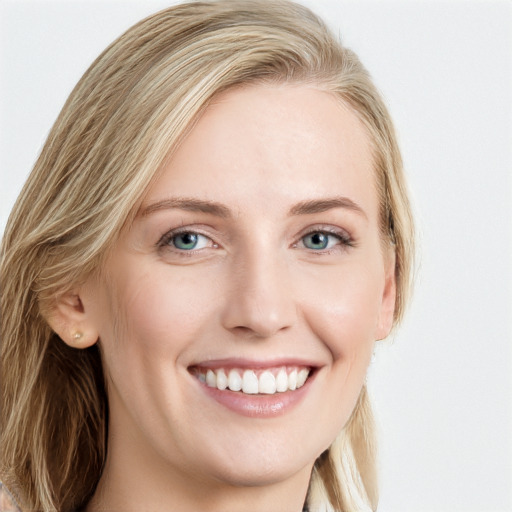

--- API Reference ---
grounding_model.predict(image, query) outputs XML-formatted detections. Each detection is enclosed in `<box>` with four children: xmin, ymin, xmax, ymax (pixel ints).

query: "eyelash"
<box><xmin>158</xmin><ymin>228</ymin><xmax>217</xmax><ymax>255</ymax></box>
<box><xmin>295</xmin><ymin>227</ymin><xmax>354</xmax><ymax>253</ymax></box>
<box><xmin>157</xmin><ymin>226</ymin><xmax>354</xmax><ymax>256</ymax></box>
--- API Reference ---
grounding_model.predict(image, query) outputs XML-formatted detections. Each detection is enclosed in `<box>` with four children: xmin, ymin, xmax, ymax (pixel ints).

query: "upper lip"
<box><xmin>188</xmin><ymin>357</ymin><xmax>322</xmax><ymax>371</ymax></box>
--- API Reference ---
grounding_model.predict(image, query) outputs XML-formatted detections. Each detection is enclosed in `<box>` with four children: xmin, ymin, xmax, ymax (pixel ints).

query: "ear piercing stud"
<box><xmin>72</xmin><ymin>332</ymin><xmax>83</xmax><ymax>342</ymax></box>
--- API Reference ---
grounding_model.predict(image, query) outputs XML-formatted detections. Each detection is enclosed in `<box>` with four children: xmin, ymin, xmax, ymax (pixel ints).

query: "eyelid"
<box><xmin>294</xmin><ymin>225</ymin><xmax>355</xmax><ymax>250</ymax></box>
<box><xmin>299</xmin><ymin>224</ymin><xmax>353</xmax><ymax>240</ymax></box>
<box><xmin>156</xmin><ymin>223</ymin><xmax>355</xmax><ymax>256</ymax></box>
<box><xmin>157</xmin><ymin>226</ymin><xmax>219</xmax><ymax>252</ymax></box>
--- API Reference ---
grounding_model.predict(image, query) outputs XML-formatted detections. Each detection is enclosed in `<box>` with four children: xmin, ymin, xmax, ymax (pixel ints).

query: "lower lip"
<box><xmin>194</xmin><ymin>373</ymin><xmax>315</xmax><ymax>418</ymax></box>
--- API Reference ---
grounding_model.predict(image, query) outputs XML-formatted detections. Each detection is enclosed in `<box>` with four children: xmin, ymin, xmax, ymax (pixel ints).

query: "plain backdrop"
<box><xmin>1</xmin><ymin>1</ymin><xmax>511</xmax><ymax>511</ymax></box>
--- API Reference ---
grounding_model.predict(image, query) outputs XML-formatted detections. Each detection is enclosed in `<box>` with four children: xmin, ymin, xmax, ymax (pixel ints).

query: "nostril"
<box><xmin>229</xmin><ymin>321</ymin><xmax>292</xmax><ymax>339</ymax></box>
<box><xmin>220</xmin><ymin>267</ymin><xmax>297</xmax><ymax>336</ymax></box>
<box><xmin>231</xmin><ymin>324</ymin><xmax>273</xmax><ymax>338</ymax></box>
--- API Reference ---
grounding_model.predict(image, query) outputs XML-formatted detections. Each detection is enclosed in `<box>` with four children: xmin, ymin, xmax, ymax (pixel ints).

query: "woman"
<box><xmin>0</xmin><ymin>1</ymin><xmax>414</xmax><ymax>511</ymax></box>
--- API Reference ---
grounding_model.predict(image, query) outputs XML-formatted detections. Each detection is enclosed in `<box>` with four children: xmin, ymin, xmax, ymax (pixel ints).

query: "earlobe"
<box><xmin>375</xmin><ymin>250</ymin><xmax>397</xmax><ymax>341</ymax></box>
<box><xmin>44</xmin><ymin>290</ymin><xmax>99</xmax><ymax>348</ymax></box>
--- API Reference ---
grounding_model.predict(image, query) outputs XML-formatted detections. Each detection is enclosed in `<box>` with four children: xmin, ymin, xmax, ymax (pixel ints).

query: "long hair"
<box><xmin>0</xmin><ymin>1</ymin><xmax>415</xmax><ymax>510</ymax></box>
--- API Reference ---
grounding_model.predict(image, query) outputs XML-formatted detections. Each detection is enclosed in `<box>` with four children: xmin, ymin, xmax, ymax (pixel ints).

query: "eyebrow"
<box><xmin>139</xmin><ymin>198</ymin><xmax>232</xmax><ymax>218</ymax></box>
<box><xmin>139</xmin><ymin>195</ymin><xmax>366</xmax><ymax>219</ymax></box>
<box><xmin>288</xmin><ymin>197</ymin><xmax>367</xmax><ymax>219</ymax></box>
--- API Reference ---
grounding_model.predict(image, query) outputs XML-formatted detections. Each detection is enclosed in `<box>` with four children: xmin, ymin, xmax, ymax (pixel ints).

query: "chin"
<box><xmin>207</xmin><ymin>458</ymin><xmax>312</xmax><ymax>488</ymax></box>
<box><xmin>180</xmin><ymin>422</ymin><xmax>331</xmax><ymax>491</ymax></box>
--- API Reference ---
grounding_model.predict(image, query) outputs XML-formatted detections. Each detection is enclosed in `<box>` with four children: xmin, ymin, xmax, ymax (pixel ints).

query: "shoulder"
<box><xmin>0</xmin><ymin>482</ymin><xmax>21</xmax><ymax>512</ymax></box>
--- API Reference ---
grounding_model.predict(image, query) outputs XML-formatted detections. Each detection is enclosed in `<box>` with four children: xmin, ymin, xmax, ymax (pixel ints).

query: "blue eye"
<box><xmin>171</xmin><ymin>232</ymin><xmax>210</xmax><ymax>250</ymax></box>
<box><xmin>302</xmin><ymin>231</ymin><xmax>340</xmax><ymax>250</ymax></box>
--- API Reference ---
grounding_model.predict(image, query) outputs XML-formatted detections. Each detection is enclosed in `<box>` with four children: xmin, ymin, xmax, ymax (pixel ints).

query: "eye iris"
<box><xmin>305</xmin><ymin>232</ymin><xmax>329</xmax><ymax>250</ymax></box>
<box><xmin>174</xmin><ymin>233</ymin><xmax>198</xmax><ymax>250</ymax></box>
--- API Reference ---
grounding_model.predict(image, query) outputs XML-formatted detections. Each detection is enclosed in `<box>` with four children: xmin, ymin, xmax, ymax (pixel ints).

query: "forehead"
<box><xmin>145</xmin><ymin>83</ymin><xmax>377</xmax><ymax>219</ymax></box>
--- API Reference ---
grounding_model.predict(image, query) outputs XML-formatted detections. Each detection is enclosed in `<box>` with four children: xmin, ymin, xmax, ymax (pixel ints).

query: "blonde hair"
<box><xmin>0</xmin><ymin>1</ymin><xmax>414</xmax><ymax>510</ymax></box>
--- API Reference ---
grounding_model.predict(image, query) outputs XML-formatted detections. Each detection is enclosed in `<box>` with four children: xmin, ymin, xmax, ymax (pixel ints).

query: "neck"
<box><xmin>87</xmin><ymin>471</ymin><xmax>311</xmax><ymax>512</ymax></box>
<box><xmin>86</xmin><ymin>452</ymin><xmax>312</xmax><ymax>512</ymax></box>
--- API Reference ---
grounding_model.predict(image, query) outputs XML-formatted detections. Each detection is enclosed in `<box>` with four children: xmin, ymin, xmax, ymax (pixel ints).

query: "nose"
<box><xmin>220</xmin><ymin>250</ymin><xmax>297</xmax><ymax>339</ymax></box>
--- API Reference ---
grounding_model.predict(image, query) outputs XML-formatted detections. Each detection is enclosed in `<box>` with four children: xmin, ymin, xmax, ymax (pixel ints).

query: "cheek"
<box><xmin>107</xmin><ymin>266</ymin><xmax>218</xmax><ymax>358</ymax></box>
<box><xmin>288</xmin><ymin>260</ymin><xmax>383</xmax><ymax>441</ymax></box>
<box><xmin>297</xmin><ymin>259</ymin><xmax>384</xmax><ymax>359</ymax></box>
<box><xmin>95</xmin><ymin>264</ymin><xmax>222</xmax><ymax>430</ymax></box>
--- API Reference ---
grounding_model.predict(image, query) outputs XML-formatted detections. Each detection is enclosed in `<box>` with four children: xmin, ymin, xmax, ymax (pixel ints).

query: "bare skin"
<box><xmin>50</xmin><ymin>84</ymin><xmax>395</xmax><ymax>512</ymax></box>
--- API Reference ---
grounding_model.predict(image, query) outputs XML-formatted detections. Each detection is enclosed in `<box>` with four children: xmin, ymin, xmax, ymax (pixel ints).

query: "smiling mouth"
<box><xmin>190</xmin><ymin>366</ymin><xmax>311</xmax><ymax>395</ymax></box>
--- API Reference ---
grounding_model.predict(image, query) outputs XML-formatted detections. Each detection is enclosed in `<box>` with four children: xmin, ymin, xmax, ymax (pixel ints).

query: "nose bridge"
<box><xmin>221</xmin><ymin>244</ymin><xmax>296</xmax><ymax>338</ymax></box>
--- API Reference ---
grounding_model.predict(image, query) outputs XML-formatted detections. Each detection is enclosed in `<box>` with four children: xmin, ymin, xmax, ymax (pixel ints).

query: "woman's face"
<box><xmin>81</xmin><ymin>84</ymin><xmax>395</xmax><ymax>491</ymax></box>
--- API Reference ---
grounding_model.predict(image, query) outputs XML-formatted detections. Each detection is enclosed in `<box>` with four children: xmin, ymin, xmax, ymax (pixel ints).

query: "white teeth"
<box><xmin>206</xmin><ymin>369</ymin><xmax>216</xmax><ymax>388</ymax></box>
<box><xmin>216</xmin><ymin>369</ymin><xmax>228</xmax><ymax>390</ymax></box>
<box><xmin>242</xmin><ymin>370</ymin><xmax>259</xmax><ymax>394</ymax></box>
<box><xmin>297</xmin><ymin>368</ymin><xmax>309</xmax><ymax>388</ymax></box>
<box><xmin>228</xmin><ymin>369</ymin><xmax>242</xmax><ymax>391</ymax></box>
<box><xmin>276</xmin><ymin>368</ymin><xmax>288</xmax><ymax>392</ymax></box>
<box><xmin>199</xmin><ymin>367</ymin><xmax>310</xmax><ymax>394</ymax></box>
<box><xmin>258</xmin><ymin>370</ymin><xmax>276</xmax><ymax>394</ymax></box>
<box><xmin>288</xmin><ymin>369</ymin><xmax>298</xmax><ymax>391</ymax></box>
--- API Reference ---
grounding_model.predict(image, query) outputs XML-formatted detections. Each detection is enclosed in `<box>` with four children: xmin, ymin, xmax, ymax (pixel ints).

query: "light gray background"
<box><xmin>1</xmin><ymin>1</ymin><xmax>511</xmax><ymax>511</ymax></box>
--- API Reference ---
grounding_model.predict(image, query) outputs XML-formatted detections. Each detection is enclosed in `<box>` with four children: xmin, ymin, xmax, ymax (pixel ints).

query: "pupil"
<box><xmin>176</xmin><ymin>233</ymin><xmax>197</xmax><ymax>249</ymax></box>
<box><xmin>312</xmin><ymin>233</ymin><xmax>324</xmax><ymax>245</ymax></box>
<box><xmin>309</xmin><ymin>232</ymin><xmax>327</xmax><ymax>249</ymax></box>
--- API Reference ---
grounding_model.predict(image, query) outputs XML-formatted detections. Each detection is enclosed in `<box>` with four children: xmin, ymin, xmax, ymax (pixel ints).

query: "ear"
<box><xmin>44</xmin><ymin>289</ymin><xmax>99</xmax><ymax>349</ymax></box>
<box><xmin>375</xmin><ymin>248</ymin><xmax>397</xmax><ymax>341</ymax></box>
